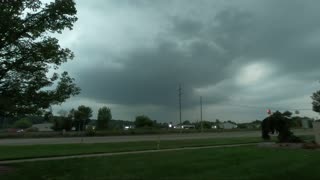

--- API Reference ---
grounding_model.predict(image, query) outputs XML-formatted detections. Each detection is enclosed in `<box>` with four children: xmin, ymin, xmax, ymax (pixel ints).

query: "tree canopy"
<box><xmin>74</xmin><ymin>105</ymin><xmax>92</xmax><ymax>131</ymax></box>
<box><xmin>97</xmin><ymin>106</ymin><xmax>112</xmax><ymax>130</ymax></box>
<box><xmin>312</xmin><ymin>90</ymin><xmax>320</xmax><ymax>114</ymax></box>
<box><xmin>134</xmin><ymin>115</ymin><xmax>154</xmax><ymax>128</ymax></box>
<box><xmin>14</xmin><ymin>118</ymin><xmax>32</xmax><ymax>129</ymax></box>
<box><xmin>261</xmin><ymin>111</ymin><xmax>301</xmax><ymax>143</ymax></box>
<box><xmin>0</xmin><ymin>0</ymin><xmax>80</xmax><ymax>117</ymax></box>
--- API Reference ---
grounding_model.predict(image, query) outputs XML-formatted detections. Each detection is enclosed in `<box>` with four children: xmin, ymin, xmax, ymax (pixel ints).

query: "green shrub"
<box><xmin>134</xmin><ymin>115</ymin><xmax>154</xmax><ymax>128</ymax></box>
<box><xmin>85</xmin><ymin>126</ymin><xmax>96</xmax><ymax>136</ymax></box>
<box><xmin>14</xmin><ymin>118</ymin><xmax>32</xmax><ymax>129</ymax></box>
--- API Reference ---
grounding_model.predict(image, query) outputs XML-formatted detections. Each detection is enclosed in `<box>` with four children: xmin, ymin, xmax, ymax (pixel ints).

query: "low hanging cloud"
<box><xmin>54</xmin><ymin>0</ymin><xmax>320</xmax><ymax>122</ymax></box>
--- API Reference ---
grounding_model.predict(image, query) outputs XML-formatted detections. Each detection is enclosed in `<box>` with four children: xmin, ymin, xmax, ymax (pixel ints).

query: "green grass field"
<box><xmin>2</xmin><ymin>146</ymin><xmax>320</xmax><ymax>180</ymax></box>
<box><xmin>0</xmin><ymin>137</ymin><xmax>266</xmax><ymax>160</ymax></box>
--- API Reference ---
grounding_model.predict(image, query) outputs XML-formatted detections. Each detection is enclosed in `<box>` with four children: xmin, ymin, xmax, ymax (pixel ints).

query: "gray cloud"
<box><xmin>54</xmin><ymin>0</ymin><xmax>320</xmax><ymax>122</ymax></box>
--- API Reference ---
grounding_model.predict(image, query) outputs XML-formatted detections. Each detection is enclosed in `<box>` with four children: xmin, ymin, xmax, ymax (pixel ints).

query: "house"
<box><xmin>32</xmin><ymin>123</ymin><xmax>53</xmax><ymax>132</ymax></box>
<box><xmin>173</xmin><ymin>124</ymin><xmax>195</xmax><ymax>129</ymax></box>
<box><xmin>182</xmin><ymin>124</ymin><xmax>195</xmax><ymax>129</ymax></box>
<box><xmin>212</xmin><ymin>125</ymin><xmax>218</xmax><ymax>129</ymax></box>
<box><xmin>219</xmin><ymin>122</ymin><xmax>237</xmax><ymax>129</ymax></box>
<box><xmin>301</xmin><ymin>118</ymin><xmax>311</xmax><ymax>129</ymax></box>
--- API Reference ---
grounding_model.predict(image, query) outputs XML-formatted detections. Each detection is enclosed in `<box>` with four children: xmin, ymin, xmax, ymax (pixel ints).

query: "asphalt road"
<box><xmin>0</xmin><ymin>129</ymin><xmax>313</xmax><ymax>146</ymax></box>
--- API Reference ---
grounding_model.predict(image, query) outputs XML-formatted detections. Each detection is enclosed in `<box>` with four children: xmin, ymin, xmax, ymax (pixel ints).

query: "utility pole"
<box><xmin>200</xmin><ymin>96</ymin><xmax>203</xmax><ymax>132</ymax></box>
<box><xmin>178</xmin><ymin>84</ymin><xmax>182</xmax><ymax>131</ymax></box>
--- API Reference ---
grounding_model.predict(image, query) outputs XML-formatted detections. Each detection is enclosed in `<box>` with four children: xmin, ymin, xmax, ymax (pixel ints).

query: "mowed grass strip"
<box><xmin>0</xmin><ymin>137</ymin><xmax>264</xmax><ymax>161</ymax></box>
<box><xmin>2</xmin><ymin>146</ymin><xmax>320</xmax><ymax>180</ymax></box>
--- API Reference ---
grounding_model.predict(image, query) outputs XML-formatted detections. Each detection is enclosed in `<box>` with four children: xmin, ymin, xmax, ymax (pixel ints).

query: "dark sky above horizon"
<box><xmin>53</xmin><ymin>0</ymin><xmax>320</xmax><ymax>123</ymax></box>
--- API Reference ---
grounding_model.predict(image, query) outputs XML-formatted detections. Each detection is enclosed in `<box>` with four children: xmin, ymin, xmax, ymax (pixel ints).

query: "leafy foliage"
<box><xmin>73</xmin><ymin>105</ymin><xmax>92</xmax><ymax>131</ymax></box>
<box><xmin>261</xmin><ymin>111</ymin><xmax>302</xmax><ymax>143</ymax></box>
<box><xmin>312</xmin><ymin>90</ymin><xmax>320</xmax><ymax>113</ymax></box>
<box><xmin>108</xmin><ymin>119</ymin><xmax>134</xmax><ymax>130</ymax></box>
<box><xmin>134</xmin><ymin>115</ymin><xmax>154</xmax><ymax>128</ymax></box>
<box><xmin>14</xmin><ymin>118</ymin><xmax>32</xmax><ymax>129</ymax></box>
<box><xmin>51</xmin><ymin>116</ymin><xmax>73</xmax><ymax>131</ymax></box>
<box><xmin>97</xmin><ymin>107</ymin><xmax>112</xmax><ymax>130</ymax></box>
<box><xmin>182</xmin><ymin>120</ymin><xmax>191</xmax><ymax>125</ymax></box>
<box><xmin>0</xmin><ymin>0</ymin><xmax>80</xmax><ymax>117</ymax></box>
<box><xmin>193</xmin><ymin>121</ymin><xmax>213</xmax><ymax>129</ymax></box>
<box><xmin>85</xmin><ymin>125</ymin><xmax>96</xmax><ymax>136</ymax></box>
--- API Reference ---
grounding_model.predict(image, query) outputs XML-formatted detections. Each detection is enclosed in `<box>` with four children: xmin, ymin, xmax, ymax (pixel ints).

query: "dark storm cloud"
<box><xmin>56</xmin><ymin>0</ymin><xmax>320</xmax><ymax>121</ymax></box>
<box><xmin>77</xmin><ymin>38</ymin><xmax>230</xmax><ymax>108</ymax></box>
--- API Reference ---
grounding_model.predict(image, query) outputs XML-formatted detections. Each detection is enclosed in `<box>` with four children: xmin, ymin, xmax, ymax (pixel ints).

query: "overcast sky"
<box><xmin>53</xmin><ymin>0</ymin><xmax>320</xmax><ymax>123</ymax></box>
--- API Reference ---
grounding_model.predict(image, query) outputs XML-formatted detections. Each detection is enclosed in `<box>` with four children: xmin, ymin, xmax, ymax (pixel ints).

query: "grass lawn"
<box><xmin>1</xmin><ymin>146</ymin><xmax>320</xmax><ymax>180</ymax></box>
<box><xmin>0</xmin><ymin>137</ymin><xmax>266</xmax><ymax>160</ymax></box>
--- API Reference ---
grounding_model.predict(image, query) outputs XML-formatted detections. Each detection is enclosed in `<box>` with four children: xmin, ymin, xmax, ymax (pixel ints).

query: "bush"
<box><xmin>262</xmin><ymin>111</ymin><xmax>303</xmax><ymax>143</ymax></box>
<box><xmin>14</xmin><ymin>118</ymin><xmax>32</xmax><ymax>129</ymax></box>
<box><xmin>51</xmin><ymin>116</ymin><xmax>73</xmax><ymax>131</ymax></box>
<box><xmin>134</xmin><ymin>115</ymin><xmax>154</xmax><ymax>128</ymax></box>
<box><xmin>85</xmin><ymin>126</ymin><xmax>96</xmax><ymax>136</ymax></box>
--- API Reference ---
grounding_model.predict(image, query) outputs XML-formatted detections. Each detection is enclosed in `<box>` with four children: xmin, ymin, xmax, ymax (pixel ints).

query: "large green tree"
<box><xmin>134</xmin><ymin>115</ymin><xmax>154</xmax><ymax>128</ymax></box>
<box><xmin>74</xmin><ymin>105</ymin><xmax>92</xmax><ymax>131</ymax></box>
<box><xmin>0</xmin><ymin>0</ymin><xmax>80</xmax><ymax>117</ymax></box>
<box><xmin>97</xmin><ymin>106</ymin><xmax>112</xmax><ymax>130</ymax></box>
<box><xmin>312</xmin><ymin>90</ymin><xmax>320</xmax><ymax>113</ymax></box>
<box><xmin>261</xmin><ymin>111</ymin><xmax>301</xmax><ymax>143</ymax></box>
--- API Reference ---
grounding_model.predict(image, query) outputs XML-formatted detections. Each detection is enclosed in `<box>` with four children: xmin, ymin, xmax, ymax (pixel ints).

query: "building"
<box><xmin>32</xmin><ymin>123</ymin><xmax>53</xmax><ymax>132</ymax></box>
<box><xmin>219</xmin><ymin>122</ymin><xmax>238</xmax><ymax>129</ymax></box>
<box><xmin>301</xmin><ymin>118</ymin><xmax>311</xmax><ymax>129</ymax></box>
<box><xmin>182</xmin><ymin>124</ymin><xmax>195</xmax><ymax>129</ymax></box>
<box><xmin>173</xmin><ymin>124</ymin><xmax>196</xmax><ymax>129</ymax></box>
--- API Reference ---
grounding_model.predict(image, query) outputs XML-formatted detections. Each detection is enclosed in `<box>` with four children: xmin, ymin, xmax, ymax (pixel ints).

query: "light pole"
<box><xmin>178</xmin><ymin>84</ymin><xmax>182</xmax><ymax>133</ymax></box>
<box><xmin>200</xmin><ymin>96</ymin><xmax>203</xmax><ymax>132</ymax></box>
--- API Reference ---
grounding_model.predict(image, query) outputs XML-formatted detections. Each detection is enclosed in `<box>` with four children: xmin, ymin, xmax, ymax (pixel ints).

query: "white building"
<box><xmin>182</xmin><ymin>125</ymin><xmax>195</xmax><ymax>129</ymax></box>
<box><xmin>32</xmin><ymin>123</ymin><xmax>53</xmax><ymax>132</ymax></box>
<box><xmin>174</xmin><ymin>124</ymin><xmax>195</xmax><ymax>129</ymax></box>
<box><xmin>219</xmin><ymin>122</ymin><xmax>237</xmax><ymax>129</ymax></box>
<box><xmin>301</xmin><ymin>119</ymin><xmax>311</xmax><ymax>129</ymax></box>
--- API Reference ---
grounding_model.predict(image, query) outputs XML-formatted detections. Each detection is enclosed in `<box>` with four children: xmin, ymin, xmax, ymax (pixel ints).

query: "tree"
<box><xmin>50</xmin><ymin>109</ymin><xmax>74</xmax><ymax>131</ymax></box>
<box><xmin>74</xmin><ymin>105</ymin><xmax>92</xmax><ymax>131</ymax></box>
<box><xmin>261</xmin><ymin>111</ymin><xmax>301</xmax><ymax>143</ymax></box>
<box><xmin>51</xmin><ymin>116</ymin><xmax>73</xmax><ymax>131</ymax></box>
<box><xmin>200</xmin><ymin>121</ymin><xmax>212</xmax><ymax>129</ymax></box>
<box><xmin>108</xmin><ymin>119</ymin><xmax>134</xmax><ymax>130</ymax></box>
<box><xmin>312</xmin><ymin>90</ymin><xmax>320</xmax><ymax>113</ymax></box>
<box><xmin>182</xmin><ymin>120</ymin><xmax>191</xmax><ymax>125</ymax></box>
<box><xmin>0</xmin><ymin>0</ymin><xmax>80</xmax><ymax>118</ymax></box>
<box><xmin>97</xmin><ymin>107</ymin><xmax>112</xmax><ymax>130</ymax></box>
<box><xmin>14</xmin><ymin>118</ymin><xmax>32</xmax><ymax>129</ymax></box>
<box><xmin>57</xmin><ymin>109</ymin><xmax>68</xmax><ymax>117</ymax></box>
<box><xmin>134</xmin><ymin>115</ymin><xmax>153</xmax><ymax>128</ymax></box>
<box><xmin>43</xmin><ymin>111</ymin><xmax>53</xmax><ymax>122</ymax></box>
